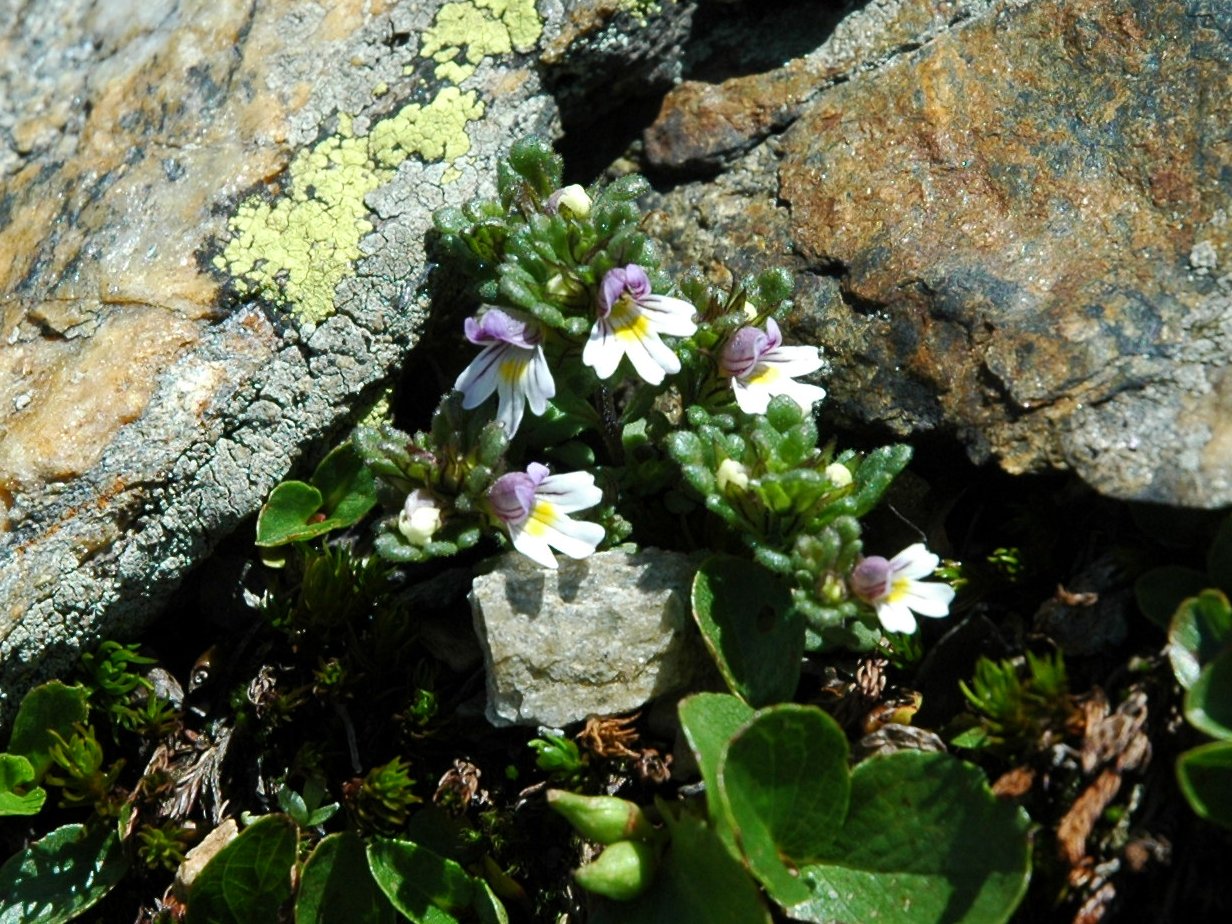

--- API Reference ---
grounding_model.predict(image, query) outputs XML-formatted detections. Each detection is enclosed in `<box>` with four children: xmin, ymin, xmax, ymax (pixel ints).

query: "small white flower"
<box><xmin>825</xmin><ymin>462</ymin><xmax>853</xmax><ymax>488</ymax></box>
<box><xmin>719</xmin><ymin>318</ymin><xmax>825</xmax><ymax>414</ymax></box>
<box><xmin>850</xmin><ymin>543</ymin><xmax>956</xmax><ymax>634</ymax></box>
<box><xmin>547</xmin><ymin>184</ymin><xmax>592</xmax><ymax>218</ymax></box>
<box><xmin>582</xmin><ymin>264</ymin><xmax>697</xmax><ymax>385</ymax></box>
<box><xmin>398</xmin><ymin>490</ymin><xmax>443</xmax><ymax>546</ymax></box>
<box><xmin>716</xmin><ymin>458</ymin><xmax>750</xmax><ymax>493</ymax></box>
<box><xmin>455</xmin><ymin>308</ymin><xmax>555</xmax><ymax>436</ymax></box>
<box><xmin>488</xmin><ymin>463</ymin><xmax>605</xmax><ymax>569</ymax></box>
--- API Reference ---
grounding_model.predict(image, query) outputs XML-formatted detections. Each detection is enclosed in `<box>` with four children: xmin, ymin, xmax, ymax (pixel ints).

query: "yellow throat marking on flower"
<box><xmin>886</xmin><ymin>576</ymin><xmax>913</xmax><ymax>603</ymax></box>
<box><xmin>610</xmin><ymin>298</ymin><xmax>651</xmax><ymax>343</ymax></box>
<box><xmin>746</xmin><ymin>363</ymin><xmax>783</xmax><ymax>386</ymax></box>
<box><xmin>498</xmin><ymin>353</ymin><xmax>530</xmax><ymax>384</ymax></box>
<box><xmin>524</xmin><ymin>500</ymin><xmax>557</xmax><ymax>536</ymax></box>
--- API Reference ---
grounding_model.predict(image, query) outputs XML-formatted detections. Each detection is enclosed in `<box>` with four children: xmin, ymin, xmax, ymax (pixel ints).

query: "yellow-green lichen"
<box><xmin>354</xmin><ymin>387</ymin><xmax>393</xmax><ymax>430</ymax></box>
<box><xmin>214</xmin><ymin>88</ymin><xmax>484</xmax><ymax>325</ymax></box>
<box><xmin>420</xmin><ymin>0</ymin><xmax>543</xmax><ymax>81</ymax></box>
<box><xmin>618</xmin><ymin>0</ymin><xmax>661</xmax><ymax>27</ymax></box>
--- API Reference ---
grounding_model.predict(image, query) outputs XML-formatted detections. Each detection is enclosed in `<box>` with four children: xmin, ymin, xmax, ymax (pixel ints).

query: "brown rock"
<box><xmin>653</xmin><ymin>0</ymin><xmax>1232</xmax><ymax>507</ymax></box>
<box><xmin>644</xmin><ymin>0</ymin><xmax>994</xmax><ymax>172</ymax></box>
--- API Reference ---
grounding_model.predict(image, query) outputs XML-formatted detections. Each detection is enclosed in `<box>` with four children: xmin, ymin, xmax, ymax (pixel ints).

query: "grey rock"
<box><xmin>0</xmin><ymin>0</ymin><xmax>691</xmax><ymax>725</ymax></box>
<box><xmin>471</xmin><ymin>549</ymin><xmax>710</xmax><ymax>728</ymax></box>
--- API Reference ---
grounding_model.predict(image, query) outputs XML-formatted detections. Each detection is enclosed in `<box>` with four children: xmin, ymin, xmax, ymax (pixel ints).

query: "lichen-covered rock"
<box><xmin>0</xmin><ymin>0</ymin><xmax>686</xmax><ymax>724</ymax></box>
<box><xmin>470</xmin><ymin>549</ymin><xmax>710</xmax><ymax>728</ymax></box>
<box><xmin>648</xmin><ymin>0</ymin><xmax>1232</xmax><ymax>508</ymax></box>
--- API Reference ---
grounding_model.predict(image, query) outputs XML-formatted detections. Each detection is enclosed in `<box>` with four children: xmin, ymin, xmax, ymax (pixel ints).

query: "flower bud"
<box><xmin>548</xmin><ymin>183</ymin><xmax>592</xmax><ymax>218</ymax></box>
<box><xmin>546</xmin><ymin>789</ymin><xmax>654</xmax><ymax>844</ymax></box>
<box><xmin>716</xmin><ymin>458</ymin><xmax>750</xmax><ymax>493</ymax></box>
<box><xmin>825</xmin><ymin>462</ymin><xmax>853</xmax><ymax>488</ymax></box>
<box><xmin>398</xmin><ymin>490</ymin><xmax>442</xmax><ymax>546</ymax></box>
<box><xmin>546</xmin><ymin>272</ymin><xmax>586</xmax><ymax>303</ymax></box>
<box><xmin>572</xmin><ymin>839</ymin><xmax>658</xmax><ymax>901</ymax></box>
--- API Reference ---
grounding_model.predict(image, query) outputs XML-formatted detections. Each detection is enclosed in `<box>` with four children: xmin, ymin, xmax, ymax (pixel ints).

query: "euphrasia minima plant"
<box><xmin>353</xmin><ymin>138</ymin><xmax>954</xmax><ymax>650</ymax></box>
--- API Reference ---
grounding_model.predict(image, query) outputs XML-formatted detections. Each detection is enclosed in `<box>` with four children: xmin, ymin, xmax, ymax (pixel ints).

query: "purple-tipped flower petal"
<box><xmin>488</xmin><ymin>464</ymin><xmax>605</xmax><ymax>569</ymax></box>
<box><xmin>719</xmin><ymin>317</ymin><xmax>825</xmax><ymax>414</ymax></box>
<box><xmin>455</xmin><ymin>308</ymin><xmax>555</xmax><ymax>436</ymax></box>
<box><xmin>851</xmin><ymin>543</ymin><xmax>956</xmax><ymax>634</ymax></box>
<box><xmin>583</xmin><ymin>265</ymin><xmax>697</xmax><ymax>385</ymax></box>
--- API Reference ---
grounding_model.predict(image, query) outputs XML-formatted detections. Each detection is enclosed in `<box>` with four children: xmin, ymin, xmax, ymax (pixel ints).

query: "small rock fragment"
<box><xmin>470</xmin><ymin>549</ymin><xmax>710</xmax><ymax>727</ymax></box>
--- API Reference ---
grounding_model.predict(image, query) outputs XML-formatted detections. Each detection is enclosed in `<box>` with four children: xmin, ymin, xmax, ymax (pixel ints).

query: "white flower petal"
<box><xmin>536</xmin><ymin>516</ymin><xmax>605</xmax><ymax>560</ymax></box>
<box><xmin>495</xmin><ymin>373</ymin><xmax>526</xmax><ymax>434</ymax></box>
<box><xmin>891</xmin><ymin>543</ymin><xmax>940</xmax><ymax>580</ymax></box>
<box><xmin>510</xmin><ymin>526</ymin><xmax>559</xmax><ymax>569</ymax></box>
<box><xmin>732</xmin><ymin>378</ymin><xmax>771</xmax><ymax>414</ymax></box>
<box><xmin>537</xmin><ymin>472</ymin><xmax>603</xmax><ymax>513</ymax></box>
<box><xmin>876</xmin><ymin>599</ymin><xmax>918</xmax><ymax>634</ymax></box>
<box><xmin>583</xmin><ymin>321</ymin><xmax>623</xmax><ymax>379</ymax></box>
<box><xmin>455</xmin><ymin>345</ymin><xmax>502</xmax><ymax>409</ymax></box>
<box><xmin>625</xmin><ymin>329</ymin><xmax>681</xmax><ymax>384</ymax></box>
<box><xmin>525</xmin><ymin>348</ymin><xmax>555</xmax><ymax>416</ymax></box>
<box><xmin>764</xmin><ymin>345</ymin><xmax>824</xmax><ymax>377</ymax></box>
<box><xmin>638</xmin><ymin>294</ymin><xmax>698</xmax><ymax>336</ymax></box>
<box><xmin>899</xmin><ymin>581</ymin><xmax>955</xmax><ymax>617</ymax></box>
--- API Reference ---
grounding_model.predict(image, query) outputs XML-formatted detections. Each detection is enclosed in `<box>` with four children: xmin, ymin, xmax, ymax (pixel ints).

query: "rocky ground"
<box><xmin>2</xmin><ymin>0</ymin><xmax>1231</xmax><ymax>920</ymax></box>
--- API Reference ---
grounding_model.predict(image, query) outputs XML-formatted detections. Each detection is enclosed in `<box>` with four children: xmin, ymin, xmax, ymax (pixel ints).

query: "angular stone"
<box><xmin>470</xmin><ymin>550</ymin><xmax>710</xmax><ymax>728</ymax></box>
<box><xmin>651</xmin><ymin>0</ymin><xmax>1232</xmax><ymax>508</ymax></box>
<box><xmin>645</xmin><ymin>0</ymin><xmax>994</xmax><ymax>173</ymax></box>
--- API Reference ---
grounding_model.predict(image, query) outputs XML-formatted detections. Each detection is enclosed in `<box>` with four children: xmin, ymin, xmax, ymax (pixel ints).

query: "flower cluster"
<box><xmin>351</xmin><ymin>138</ymin><xmax>958</xmax><ymax>646</ymax></box>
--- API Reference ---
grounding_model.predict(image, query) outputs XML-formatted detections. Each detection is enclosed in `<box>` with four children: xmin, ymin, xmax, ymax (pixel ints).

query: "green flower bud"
<box><xmin>572</xmin><ymin>839</ymin><xmax>658</xmax><ymax>901</ymax></box>
<box><xmin>546</xmin><ymin>789</ymin><xmax>654</xmax><ymax>844</ymax></box>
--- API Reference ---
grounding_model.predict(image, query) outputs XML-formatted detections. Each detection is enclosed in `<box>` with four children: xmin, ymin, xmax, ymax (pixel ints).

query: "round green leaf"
<box><xmin>790</xmin><ymin>752</ymin><xmax>1030</xmax><ymax>924</ymax></box>
<box><xmin>678</xmin><ymin>694</ymin><xmax>754</xmax><ymax>800</ymax></box>
<box><xmin>311</xmin><ymin>443</ymin><xmax>378</xmax><ymax>526</ymax></box>
<box><xmin>1176</xmin><ymin>740</ymin><xmax>1232</xmax><ymax>829</ymax></box>
<box><xmin>0</xmin><ymin>823</ymin><xmax>129</xmax><ymax>924</ymax></box>
<box><xmin>1166</xmin><ymin>589</ymin><xmax>1232</xmax><ymax>688</ymax></box>
<box><xmin>1186</xmin><ymin>646</ymin><xmax>1232</xmax><ymax>740</ymax></box>
<box><xmin>715</xmin><ymin>705</ymin><xmax>850</xmax><ymax>906</ymax></box>
<box><xmin>296</xmin><ymin>832</ymin><xmax>397</xmax><ymax>924</ymax></box>
<box><xmin>0</xmin><ymin>754</ymin><xmax>45</xmax><ymax>817</ymax></box>
<box><xmin>256</xmin><ymin>481</ymin><xmax>326</xmax><ymax>547</ymax></box>
<box><xmin>691</xmin><ymin>556</ymin><xmax>805</xmax><ymax>707</ymax></box>
<box><xmin>366</xmin><ymin>837</ymin><xmax>474</xmax><ymax>924</ymax></box>
<box><xmin>7</xmin><ymin>682</ymin><xmax>90</xmax><ymax>781</ymax></box>
<box><xmin>186</xmin><ymin>815</ymin><xmax>298</xmax><ymax>924</ymax></box>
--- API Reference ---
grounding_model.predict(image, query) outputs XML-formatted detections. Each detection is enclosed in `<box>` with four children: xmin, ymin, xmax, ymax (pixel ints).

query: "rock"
<box><xmin>0</xmin><ymin>0</ymin><xmax>691</xmax><ymax>725</ymax></box>
<box><xmin>470</xmin><ymin>549</ymin><xmax>711</xmax><ymax>727</ymax></box>
<box><xmin>173</xmin><ymin>818</ymin><xmax>238</xmax><ymax>900</ymax></box>
<box><xmin>645</xmin><ymin>0</ymin><xmax>996</xmax><ymax>174</ymax></box>
<box><xmin>648</xmin><ymin>0</ymin><xmax>1232</xmax><ymax>508</ymax></box>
